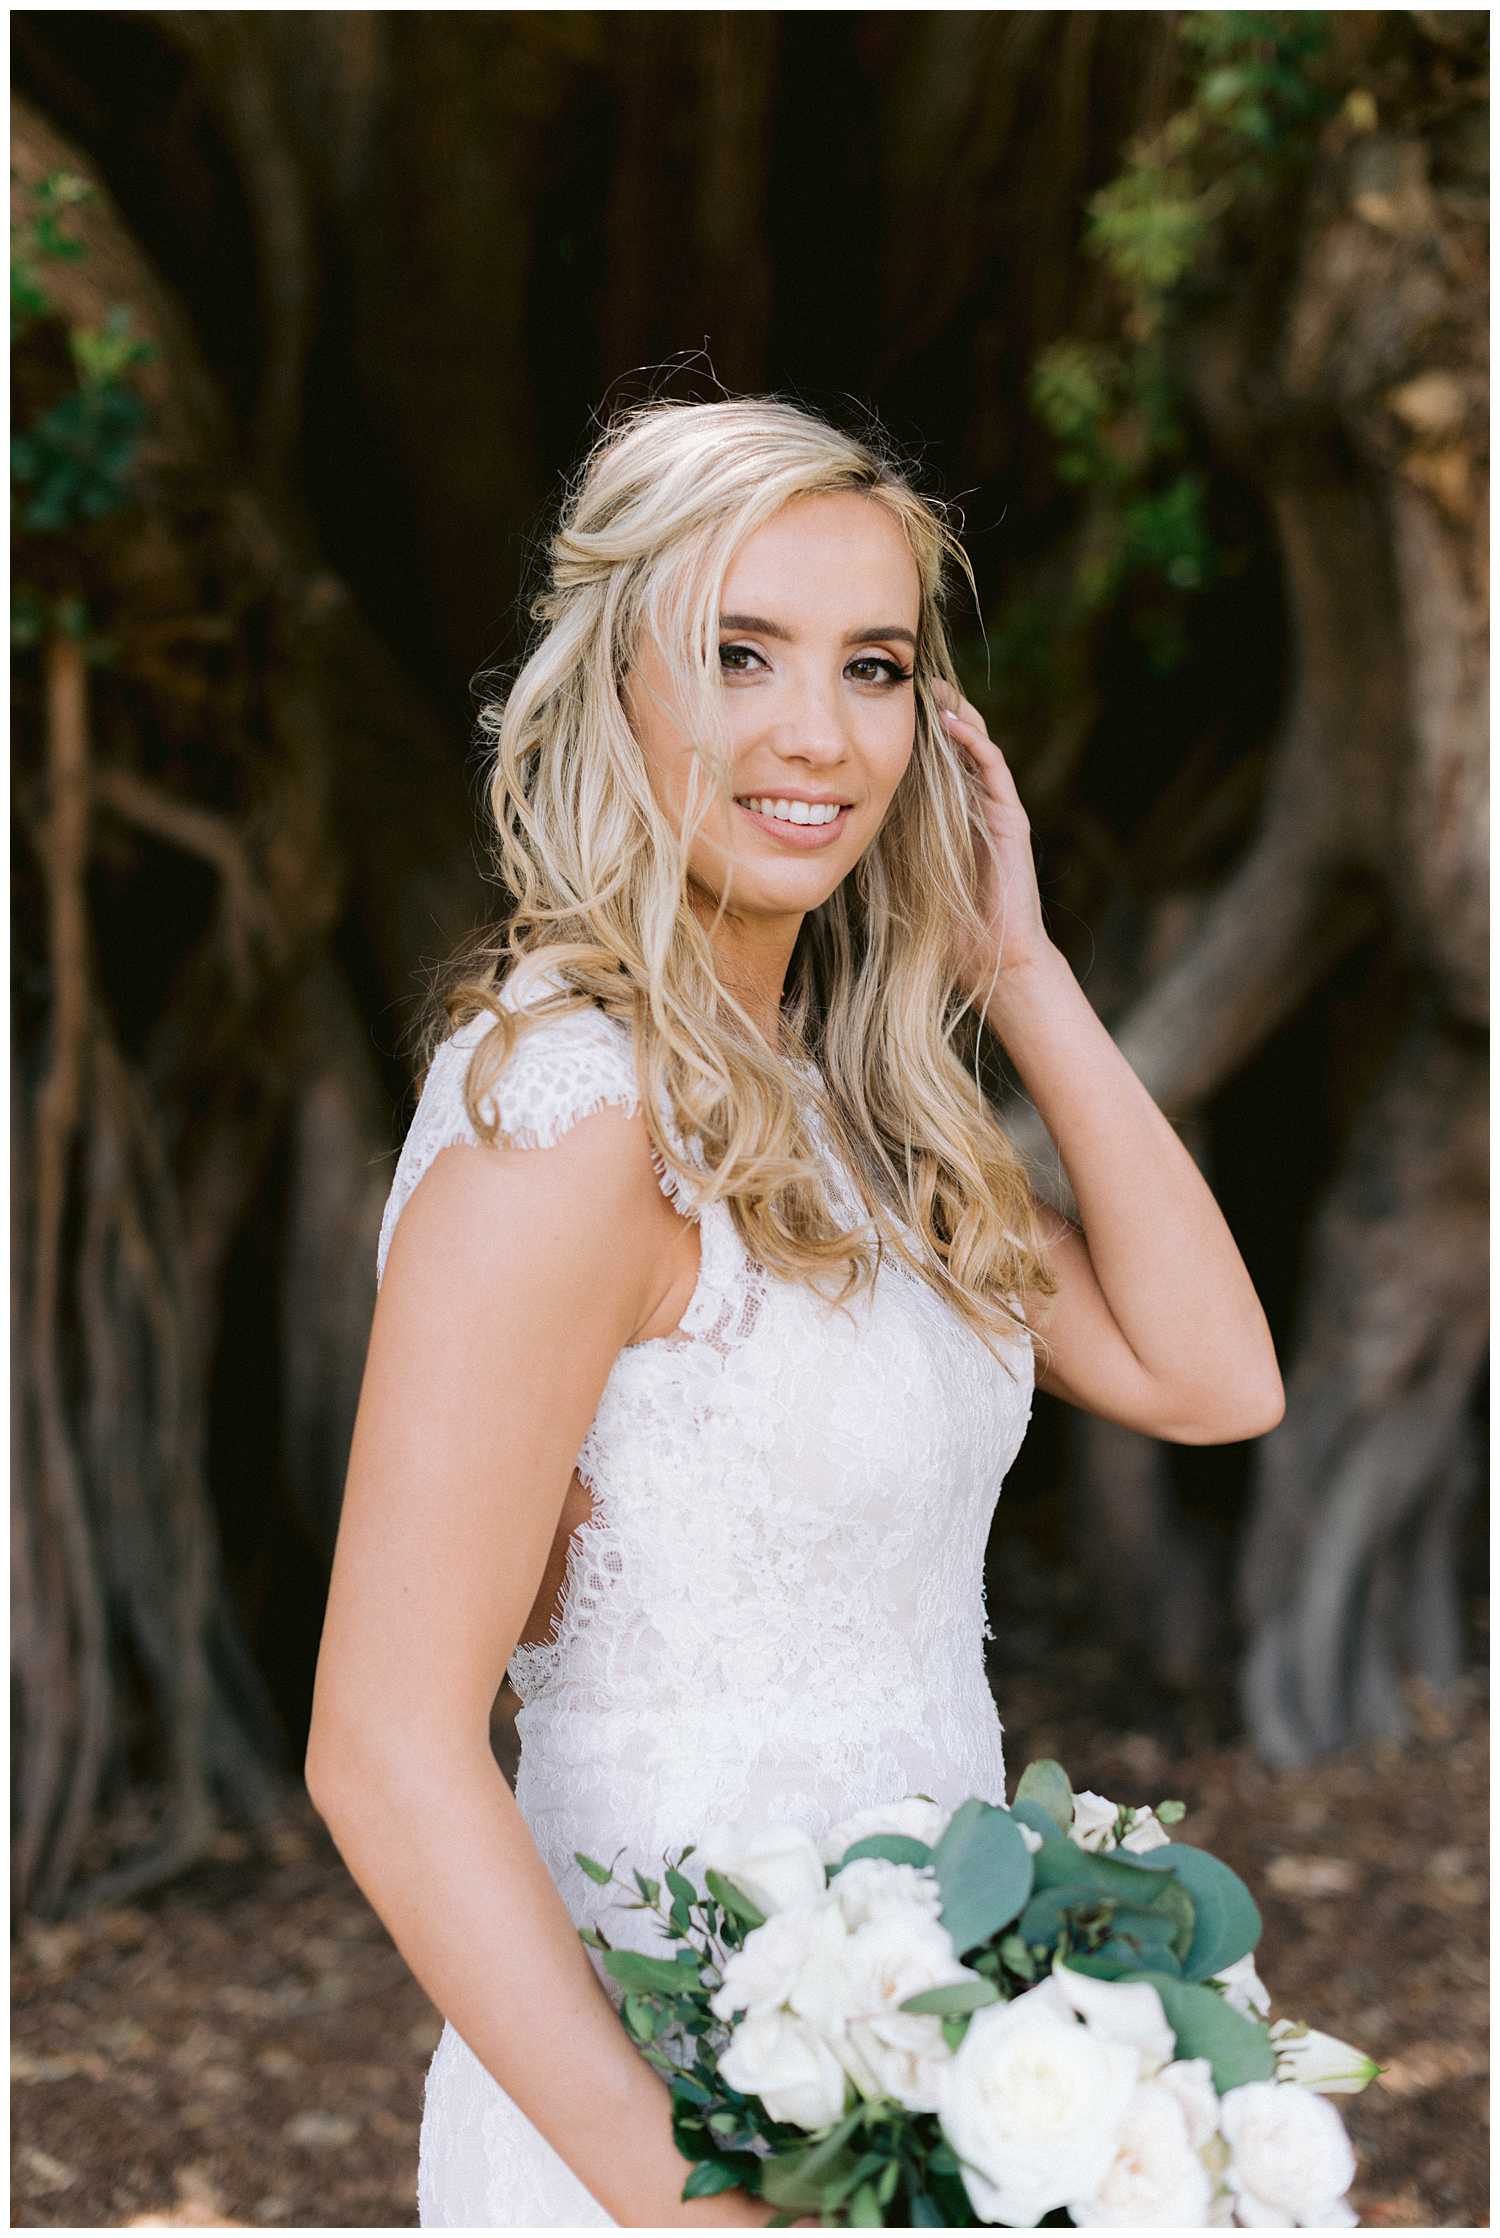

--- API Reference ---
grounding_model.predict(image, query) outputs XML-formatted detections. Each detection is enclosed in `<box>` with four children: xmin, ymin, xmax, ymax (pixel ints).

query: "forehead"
<box><xmin>723</xmin><ymin>492</ymin><xmax>920</xmax><ymax>627</ymax></box>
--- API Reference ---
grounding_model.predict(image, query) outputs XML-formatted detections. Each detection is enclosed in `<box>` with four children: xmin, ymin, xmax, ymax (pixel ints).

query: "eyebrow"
<box><xmin>719</xmin><ymin>611</ymin><xmax>917</xmax><ymax>649</ymax></box>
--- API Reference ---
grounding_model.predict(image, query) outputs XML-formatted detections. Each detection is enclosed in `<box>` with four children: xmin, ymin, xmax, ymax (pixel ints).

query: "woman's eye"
<box><xmin>718</xmin><ymin>643</ymin><xmax>914</xmax><ymax>686</ymax></box>
<box><xmin>848</xmin><ymin>655</ymin><xmax>915</xmax><ymax>685</ymax></box>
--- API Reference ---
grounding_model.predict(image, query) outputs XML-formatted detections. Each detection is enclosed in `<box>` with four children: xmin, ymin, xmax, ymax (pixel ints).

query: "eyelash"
<box><xmin>718</xmin><ymin>643</ymin><xmax>915</xmax><ymax>687</ymax></box>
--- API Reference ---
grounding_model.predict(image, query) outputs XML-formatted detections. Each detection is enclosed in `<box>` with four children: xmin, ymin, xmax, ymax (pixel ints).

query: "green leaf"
<box><xmin>604</xmin><ymin>1948</ymin><xmax>702</xmax><ymax>1995</ymax></box>
<box><xmin>633</xmin><ymin>1869</ymin><xmax>661</xmax><ymax>1906</ymax></box>
<box><xmin>1128</xmin><ymin>1843</ymin><xmax>1262</xmax><ymax>1980</ymax></box>
<box><xmin>899</xmin><ymin>1977</ymin><xmax>1001</xmax><ymax>2016</ymax></box>
<box><xmin>1013</xmin><ymin>1760</ymin><xmax>1074</xmax><ymax>1835</ymax></box>
<box><xmin>998</xmin><ymin>1932</ymin><xmax>1037</xmax><ymax>1980</ymax></box>
<box><xmin>705</xmin><ymin>1867</ymin><xmax>767</xmax><ymax>1930</ymax></box>
<box><xmin>929</xmin><ymin>1800</ymin><xmax>1035</xmax><ymax>1953</ymax></box>
<box><xmin>1127</xmin><ymin>1968</ymin><xmax>1277</xmax><ymax>2090</ymax></box>
<box><xmin>665</xmin><ymin>1866</ymin><xmax>699</xmax><ymax>1906</ymax></box>
<box><xmin>622</xmin><ymin>1993</ymin><xmax>660</xmax><ymax>2042</ymax></box>
<box><xmin>575</xmin><ymin>1850</ymin><xmax>614</xmax><ymax>1884</ymax></box>
<box><xmin>876</xmin><ymin>2158</ymin><xmax>900</xmax><ymax>2205</ymax></box>
<box><xmin>910</xmin><ymin>2193</ymin><xmax>947</xmax><ymax>2225</ymax></box>
<box><xmin>681</xmin><ymin>2159</ymin><xmax>745</xmax><ymax>2199</ymax></box>
<box><xmin>833</xmin><ymin>1833</ymin><xmax>933</xmax><ymax>1871</ymax></box>
<box><xmin>850</xmin><ymin>2181</ymin><xmax>884</xmax><ymax>2226</ymax></box>
<box><xmin>941</xmin><ymin>2014</ymin><xmax>969</xmax><ymax>2052</ymax></box>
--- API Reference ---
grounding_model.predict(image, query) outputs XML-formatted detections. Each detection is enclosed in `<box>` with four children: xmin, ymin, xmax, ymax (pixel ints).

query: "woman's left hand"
<box><xmin>931</xmin><ymin>679</ymin><xmax>1056</xmax><ymax>1001</ymax></box>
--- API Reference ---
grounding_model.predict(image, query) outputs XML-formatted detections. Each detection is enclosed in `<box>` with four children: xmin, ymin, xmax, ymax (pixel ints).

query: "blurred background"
<box><xmin>11</xmin><ymin>9</ymin><xmax>1487</xmax><ymax>2228</ymax></box>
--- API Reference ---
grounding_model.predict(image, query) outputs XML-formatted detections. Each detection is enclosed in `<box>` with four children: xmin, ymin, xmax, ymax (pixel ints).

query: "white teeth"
<box><xmin>739</xmin><ymin>798</ymin><xmax>844</xmax><ymax>825</ymax></box>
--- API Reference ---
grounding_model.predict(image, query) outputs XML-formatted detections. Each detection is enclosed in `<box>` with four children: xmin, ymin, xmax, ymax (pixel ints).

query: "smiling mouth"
<box><xmin>732</xmin><ymin>799</ymin><xmax>853</xmax><ymax>846</ymax></box>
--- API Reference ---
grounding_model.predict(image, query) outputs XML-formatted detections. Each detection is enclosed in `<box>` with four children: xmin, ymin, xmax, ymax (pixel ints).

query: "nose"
<box><xmin>764</xmin><ymin>667</ymin><xmax>855</xmax><ymax>764</ymax></box>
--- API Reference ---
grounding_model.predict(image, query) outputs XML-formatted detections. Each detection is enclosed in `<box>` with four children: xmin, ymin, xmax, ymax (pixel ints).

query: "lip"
<box><xmin>733</xmin><ymin>799</ymin><xmax>854</xmax><ymax>848</ymax></box>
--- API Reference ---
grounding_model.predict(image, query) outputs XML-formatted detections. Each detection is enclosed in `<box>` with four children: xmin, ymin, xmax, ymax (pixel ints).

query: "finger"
<box><xmin>940</xmin><ymin>706</ymin><xmax>1028</xmax><ymax>811</ymax></box>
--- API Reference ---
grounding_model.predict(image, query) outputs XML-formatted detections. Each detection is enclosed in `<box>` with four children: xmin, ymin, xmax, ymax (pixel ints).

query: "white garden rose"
<box><xmin>1211</xmin><ymin>1949</ymin><xmax>1273</xmax><ymax>2021</ymax></box>
<box><xmin>1154</xmin><ymin>2055</ymin><xmax>1222</xmax><ymax>2152</ymax></box>
<box><xmin>717</xmin><ymin>2006</ymin><xmax>850</xmax><ymax>2131</ymax></box>
<box><xmin>1051</xmin><ymin>1957</ymin><xmax>1177</xmax><ymax>2080</ymax></box>
<box><xmin>1269</xmin><ymin>2017</ymin><xmax>1382</xmax><ymax>2093</ymax></box>
<box><xmin>842</xmin><ymin>1905</ymin><xmax>980</xmax><ymax>2015</ymax></box>
<box><xmin>829</xmin><ymin>1855</ymin><xmax>943</xmax><ymax>1931</ymax></box>
<box><xmin>819</xmin><ymin>1794</ymin><xmax>953</xmax><ymax>1865</ymax></box>
<box><xmin>843</xmin><ymin>2004</ymin><xmax>955</xmax><ymax>2113</ymax></box>
<box><xmin>936</xmin><ymin>1972</ymin><xmax>1142</xmax><ymax>2226</ymax></box>
<box><xmin>1070</xmin><ymin>1788</ymin><xmax>1125</xmax><ymax>1849</ymax></box>
<box><xmin>1065</xmin><ymin>2073</ymin><xmax>1215</xmax><ymax>2226</ymax></box>
<box><xmin>1218</xmin><ymin>2077</ymin><xmax>1359</xmax><ymax>2226</ymax></box>
<box><xmin>709</xmin><ymin>1894</ymin><xmax>850</xmax><ymax>2022</ymax></box>
<box><xmin>696</xmin><ymin>1816</ymin><xmax>828</xmax><ymax>1916</ymax></box>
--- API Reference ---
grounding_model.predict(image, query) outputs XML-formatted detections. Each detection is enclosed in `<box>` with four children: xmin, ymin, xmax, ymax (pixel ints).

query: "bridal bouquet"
<box><xmin>575</xmin><ymin>1761</ymin><xmax>1382</xmax><ymax>2228</ymax></box>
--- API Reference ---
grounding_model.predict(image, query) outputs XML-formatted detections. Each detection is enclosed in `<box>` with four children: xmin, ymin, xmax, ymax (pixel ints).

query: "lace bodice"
<box><xmin>375</xmin><ymin>955</ymin><xmax>1036</xmax><ymax>2226</ymax></box>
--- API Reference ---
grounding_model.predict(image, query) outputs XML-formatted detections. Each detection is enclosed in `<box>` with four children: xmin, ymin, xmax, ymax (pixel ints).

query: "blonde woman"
<box><xmin>306</xmin><ymin>395</ymin><xmax>1284</xmax><ymax>2227</ymax></box>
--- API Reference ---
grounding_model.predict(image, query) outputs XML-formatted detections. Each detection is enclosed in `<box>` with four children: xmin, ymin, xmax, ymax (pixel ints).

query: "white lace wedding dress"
<box><xmin>373</xmin><ymin>956</ymin><xmax>1036</xmax><ymax>2227</ymax></box>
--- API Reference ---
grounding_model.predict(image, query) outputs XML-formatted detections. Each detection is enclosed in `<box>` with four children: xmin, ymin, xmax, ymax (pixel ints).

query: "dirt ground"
<box><xmin>12</xmin><ymin>1599</ymin><xmax>1488</xmax><ymax>2230</ymax></box>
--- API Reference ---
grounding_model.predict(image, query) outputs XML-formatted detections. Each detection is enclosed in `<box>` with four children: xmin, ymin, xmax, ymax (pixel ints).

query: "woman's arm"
<box><xmin>987</xmin><ymin>945</ymin><xmax>1285</xmax><ymax>1444</ymax></box>
<box><xmin>306</xmin><ymin>1106</ymin><xmax>781</xmax><ymax>2229</ymax></box>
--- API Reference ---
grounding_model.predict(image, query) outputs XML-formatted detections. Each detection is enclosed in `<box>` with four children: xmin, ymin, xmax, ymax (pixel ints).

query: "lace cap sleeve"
<box><xmin>374</xmin><ymin>960</ymin><xmax>696</xmax><ymax>1288</ymax></box>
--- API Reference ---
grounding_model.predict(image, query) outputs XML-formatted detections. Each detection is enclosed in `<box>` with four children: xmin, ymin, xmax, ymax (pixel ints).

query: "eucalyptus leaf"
<box><xmin>929</xmin><ymin>1801</ymin><xmax>1035</xmax><ymax>1953</ymax></box>
<box><xmin>1128</xmin><ymin>1842</ymin><xmax>1263</xmax><ymax>1979</ymax></box>
<box><xmin>1014</xmin><ymin>1758</ymin><xmax>1074</xmax><ymax>1835</ymax></box>
<box><xmin>833</xmin><ymin>1833</ymin><xmax>933</xmax><ymax>1871</ymax></box>
<box><xmin>899</xmin><ymin>1977</ymin><xmax>1001</xmax><ymax>2016</ymax></box>
<box><xmin>574</xmin><ymin>1850</ymin><xmax>614</xmax><ymax>1885</ymax></box>
<box><xmin>1126</xmin><ymin>1968</ymin><xmax>1277</xmax><ymax>2090</ymax></box>
<box><xmin>665</xmin><ymin>1866</ymin><xmax>699</xmax><ymax>1906</ymax></box>
<box><xmin>850</xmin><ymin>2181</ymin><xmax>884</xmax><ymax>2226</ymax></box>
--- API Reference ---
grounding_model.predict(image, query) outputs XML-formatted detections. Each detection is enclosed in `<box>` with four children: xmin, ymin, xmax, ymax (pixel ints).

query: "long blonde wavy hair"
<box><xmin>418</xmin><ymin>392</ymin><xmax>1059</xmax><ymax>1377</ymax></box>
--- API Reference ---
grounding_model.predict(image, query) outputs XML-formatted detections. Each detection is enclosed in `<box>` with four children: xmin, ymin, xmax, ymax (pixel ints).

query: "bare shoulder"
<box><xmin>377</xmin><ymin>1094</ymin><xmax>680</xmax><ymax>1355</ymax></box>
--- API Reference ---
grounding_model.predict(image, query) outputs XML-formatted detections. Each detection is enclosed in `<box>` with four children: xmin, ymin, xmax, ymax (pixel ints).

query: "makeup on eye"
<box><xmin>718</xmin><ymin>642</ymin><xmax>915</xmax><ymax>686</ymax></box>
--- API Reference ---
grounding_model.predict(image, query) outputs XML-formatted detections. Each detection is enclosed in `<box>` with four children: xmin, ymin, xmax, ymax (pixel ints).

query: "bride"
<box><xmin>306</xmin><ymin>393</ymin><xmax>1284</xmax><ymax>2228</ymax></box>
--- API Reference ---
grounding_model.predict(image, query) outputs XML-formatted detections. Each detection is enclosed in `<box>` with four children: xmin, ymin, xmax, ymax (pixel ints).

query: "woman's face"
<box><xmin>623</xmin><ymin>490</ymin><xmax>921</xmax><ymax>936</ymax></box>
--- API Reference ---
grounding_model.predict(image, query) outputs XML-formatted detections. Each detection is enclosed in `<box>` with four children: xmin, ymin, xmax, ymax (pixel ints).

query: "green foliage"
<box><xmin>11</xmin><ymin>168</ymin><xmax>159</xmax><ymax>642</ymax></box>
<box><xmin>1012</xmin><ymin>13</ymin><xmax>1343</xmax><ymax>693</ymax></box>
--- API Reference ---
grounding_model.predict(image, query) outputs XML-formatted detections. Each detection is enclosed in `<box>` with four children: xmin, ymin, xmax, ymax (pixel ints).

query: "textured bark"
<box><xmin>10</xmin><ymin>13</ymin><xmax>1486</xmax><ymax>1914</ymax></box>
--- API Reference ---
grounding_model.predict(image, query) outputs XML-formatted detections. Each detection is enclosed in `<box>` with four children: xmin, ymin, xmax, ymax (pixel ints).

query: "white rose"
<box><xmin>830</xmin><ymin>1856</ymin><xmax>944</xmax><ymax>1932</ymax></box>
<box><xmin>844</xmin><ymin>2005</ymin><xmax>955</xmax><ymax>2113</ymax></box>
<box><xmin>1218</xmin><ymin>2077</ymin><xmax>1359</xmax><ymax>2226</ymax></box>
<box><xmin>696</xmin><ymin>1816</ymin><xmax>828</xmax><ymax>1916</ymax></box>
<box><xmin>819</xmin><ymin>1794</ymin><xmax>953</xmax><ymax>1865</ymax></box>
<box><xmin>1211</xmin><ymin>1949</ymin><xmax>1273</xmax><ymax>2022</ymax></box>
<box><xmin>1269</xmin><ymin>2017</ymin><xmax>1382</xmax><ymax>2094</ymax></box>
<box><xmin>936</xmin><ymin>1973</ymin><xmax>1141</xmax><ymax>2226</ymax></box>
<box><xmin>1155</xmin><ymin>2055</ymin><xmax>1222</xmax><ymax>2152</ymax></box>
<box><xmin>1065</xmin><ymin>2073</ymin><xmax>1215</xmax><ymax>2226</ymax></box>
<box><xmin>1070</xmin><ymin>1788</ymin><xmax>1124</xmax><ymax>1850</ymax></box>
<box><xmin>709</xmin><ymin>1896</ymin><xmax>848</xmax><ymax>2022</ymax></box>
<box><xmin>1118</xmin><ymin>1808</ymin><xmax>1173</xmax><ymax>1853</ymax></box>
<box><xmin>843</xmin><ymin>1906</ymin><xmax>979</xmax><ymax>2013</ymax></box>
<box><xmin>717</xmin><ymin>2006</ymin><xmax>850</xmax><ymax>2131</ymax></box>
<box><xmin>1051</xmin><ymin>1957</ymin><xmax>1178</xmax><ymax>2081</ymax></box>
